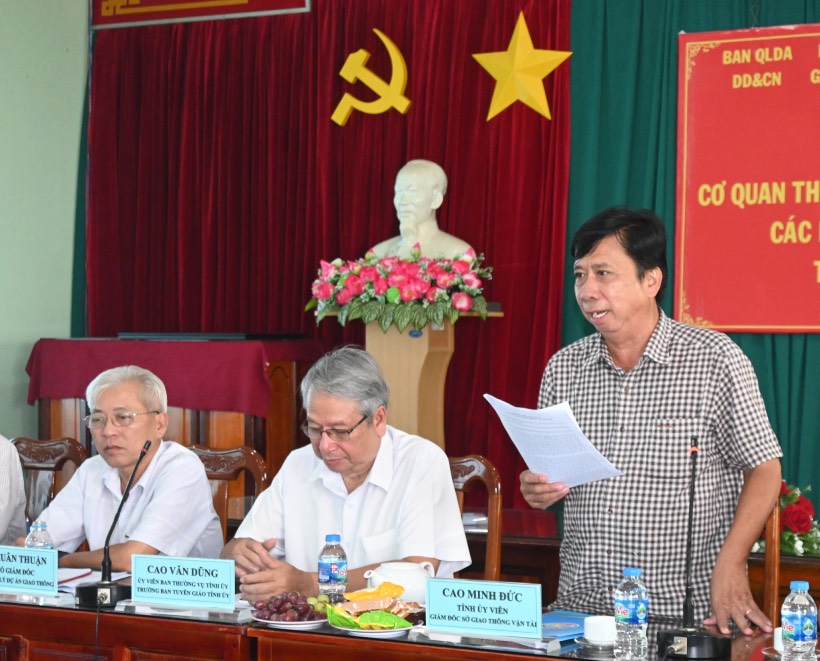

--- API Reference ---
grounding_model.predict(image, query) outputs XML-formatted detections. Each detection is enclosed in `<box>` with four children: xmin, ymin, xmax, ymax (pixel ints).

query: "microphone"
<box><xmin>657</xmin><ymin>437</ymin><xmax>731</xmax><ymax>658</ymax></box>
<box><xmin>76</xmin><ymin>440</ymin><xmax>152</xmax><ymax>608</ymax></box>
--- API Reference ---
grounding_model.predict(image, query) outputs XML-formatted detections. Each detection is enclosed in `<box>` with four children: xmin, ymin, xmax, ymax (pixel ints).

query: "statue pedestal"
<box><xmin>364</xmin><ymin>307</ymin><xmax>501</xmax><ymax>449</ymax></box>
<box><xmin>365</xmin><ymin>322</ymin><xmax>454</xmax><ymax>448</ymax></box>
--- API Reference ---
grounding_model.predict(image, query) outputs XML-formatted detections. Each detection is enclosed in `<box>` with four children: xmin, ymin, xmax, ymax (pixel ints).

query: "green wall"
<box><xmin>565</xmin><ymin>0</ymin><xmax>820</xmax><ymax>488</ymax></box>
<box><xmin>0</xmin><ymin>3</ymin><xmax>87</xmax><ymax>438</ymax></box>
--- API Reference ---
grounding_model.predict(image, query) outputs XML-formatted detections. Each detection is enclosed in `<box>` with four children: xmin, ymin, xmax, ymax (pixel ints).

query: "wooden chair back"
<box><xmin>11</xmin><ymin>436</ymin><xmax>88</xmax><ymax>523</ymax></box>
<box><xmin>189</xmin><ymin>445</ymin><xmax>271</xmax><ymax>541</ymax></box>
<box><xmin>449</xmin><ymin>454</ymin><xmax>502</xmax><ymax>581</ymax></box>
<box><xmin>762</xmin><ymin>503</ymin><xmax>781</xmax><ymax>625</ymax></box>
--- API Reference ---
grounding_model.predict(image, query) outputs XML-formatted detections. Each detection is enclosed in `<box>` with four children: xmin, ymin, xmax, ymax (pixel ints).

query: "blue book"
<box><xmin>541</xmin><ymin>610</ymin><xmax>590</xmax><ymax>641</ymax></box>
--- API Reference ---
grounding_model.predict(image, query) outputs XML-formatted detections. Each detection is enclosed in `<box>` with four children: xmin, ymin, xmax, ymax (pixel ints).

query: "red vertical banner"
<box><xmin>676</xmin><ymin>25</ymin><xmax>820</xmax><ymax>332</ymax></box>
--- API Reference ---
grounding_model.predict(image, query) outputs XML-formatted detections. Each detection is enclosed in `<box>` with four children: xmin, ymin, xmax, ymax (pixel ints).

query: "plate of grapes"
<box><xmin>251</xmin><ymin>592</ymin><xmax>330</xmax><ymax>630</ymax></box>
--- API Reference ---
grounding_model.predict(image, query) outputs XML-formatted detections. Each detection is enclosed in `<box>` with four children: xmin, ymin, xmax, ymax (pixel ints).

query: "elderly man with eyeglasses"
<box><xmin>222</xmin><ymin>345</ymin><xmax>470</xmax><ymax>601</ymax></box>
<box><xmin>17</xmin><ymin>365</ymin><xmax>222</xmax><ymax>569</ymax></box>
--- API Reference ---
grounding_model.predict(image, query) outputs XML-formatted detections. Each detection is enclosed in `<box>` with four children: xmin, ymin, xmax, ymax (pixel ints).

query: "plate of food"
<box><xmin>325</xmin><ymin>583</ymin><xmax>425</xmax><ymax>637</ymax></box>
<box><xmin>252</xmin><ymin>614</ymin><xmax>326</xmax><ymax>630</ymax></box>
<box><xmin>329</xmin><ymin>622</ymin><xmax>414</xmax><ymax>638</ymax></box>
<box><xmin>250</xmin><ymin>591</ymin><xmax>330</xmax><ymax>630</ymax></box>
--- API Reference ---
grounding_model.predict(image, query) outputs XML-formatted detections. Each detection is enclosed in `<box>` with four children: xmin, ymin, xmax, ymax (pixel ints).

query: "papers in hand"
<box><xmin>484</xmin><ymin>394</ymin><xmax>621</xmax><ymax>488</ymax></box>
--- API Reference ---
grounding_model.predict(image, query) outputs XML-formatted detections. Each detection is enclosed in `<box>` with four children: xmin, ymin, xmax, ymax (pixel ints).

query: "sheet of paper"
<box><xmin>57</xmin><ymin>569</ymin><xmax>130</xmax><ymax>595</ymax></box>
<box><xmin>58</xmin><ymin>568</ymin><xmax>92</xmax><ymax>584</ymax></box>
<box><xmin>484</xmin><ymin>394</ymin><xmax>621</xmax><ymax>488</ymax></box>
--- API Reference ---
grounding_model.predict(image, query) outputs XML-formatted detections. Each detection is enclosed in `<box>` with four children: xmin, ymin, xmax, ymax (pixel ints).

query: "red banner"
<box><xmin>675</xmin><ymin>24</ymin><xmax>820</xmax><ymax>332</ymax></box>
<box><xmin>91</xmin><ymin>0</ymin><xmax>309</xmax><ymax>29</ymax></box>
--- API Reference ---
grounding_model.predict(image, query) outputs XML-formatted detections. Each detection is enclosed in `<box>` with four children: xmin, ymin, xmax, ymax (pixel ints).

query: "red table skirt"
<box><xmin>27</xmin><ymin>338</ymin><xmax>326</xmax><ymax>418</ymax></box>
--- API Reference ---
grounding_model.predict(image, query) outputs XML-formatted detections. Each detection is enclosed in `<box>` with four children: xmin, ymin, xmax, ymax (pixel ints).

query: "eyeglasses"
<box><xmin>301</xmin><ymin>414</ymin><xmax>368</xmax><ymax>443</ymax></box>
<box><xmin>84</xmin><ymin>410</ymin><xmax>160</xmax><ymax>430</ymax></box>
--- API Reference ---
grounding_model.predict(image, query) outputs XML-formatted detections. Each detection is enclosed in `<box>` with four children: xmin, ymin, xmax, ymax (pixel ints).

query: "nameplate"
<box><xmin>426</xmin><ymin>578</ymin><xmax>542</xmax><ymax>639</ymax></box>
<box><xmin>131</xmin><ymin>555</ymin><xmax>235</xmax><ymax>611</ymax></box>
<box><xmin>0</xmin><ymin>544</ymin><xmax>58</xmax><ymax>596</ymax></box>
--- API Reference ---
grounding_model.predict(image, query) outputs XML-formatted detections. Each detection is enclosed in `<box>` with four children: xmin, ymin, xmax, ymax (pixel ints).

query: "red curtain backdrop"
<box><xmin>87</xmin><ymin>0</ymin><xmax>571</xmax><ymax>505</ymax></box>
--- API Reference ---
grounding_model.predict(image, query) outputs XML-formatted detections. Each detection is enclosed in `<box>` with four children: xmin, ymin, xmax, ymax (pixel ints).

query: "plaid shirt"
<box><xmin>540</xmin><ymin>310</ymin><xmax>782</xmax><ymax>620</ymax></box>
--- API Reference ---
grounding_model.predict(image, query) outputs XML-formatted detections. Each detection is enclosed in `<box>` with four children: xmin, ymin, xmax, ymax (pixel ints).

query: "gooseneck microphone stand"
<box><xmin>657</xmin><ymin>437</ymin><xmax>731</xmax><ymax>659</ymax></box>
<box><xmin>76</xmin><ymin>440</ymin><xmax>152</xmax><ymax>608</ymax></box>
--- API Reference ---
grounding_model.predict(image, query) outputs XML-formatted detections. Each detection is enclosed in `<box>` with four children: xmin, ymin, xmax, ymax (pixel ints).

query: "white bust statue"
<box><xmin>371</xmin><ymin>159</ymin><xmax>473</xmax><ymax>260</ymax></box>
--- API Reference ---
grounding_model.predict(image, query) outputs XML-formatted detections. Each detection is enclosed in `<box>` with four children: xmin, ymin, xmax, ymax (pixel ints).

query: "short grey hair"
<box><xmin>300</xmin><ymin>346</ymin><xmax>389</xmax><ymax>417</ymax></box>
<box><xmin>86</xmin><ymin>365</ymin><xmax>168</xmax><ymax>413</ymax></box>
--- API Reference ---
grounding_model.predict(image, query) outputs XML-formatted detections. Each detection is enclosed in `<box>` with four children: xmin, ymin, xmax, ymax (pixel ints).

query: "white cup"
<box><xmin>584</xmin><ymin>615</ymin><xmax>617</xmax><ymax>644</ymax></box>
<box><xmin>773</xmin><ymin>627</ymin><xmax>783</xmax><ymax>653</ymax></box>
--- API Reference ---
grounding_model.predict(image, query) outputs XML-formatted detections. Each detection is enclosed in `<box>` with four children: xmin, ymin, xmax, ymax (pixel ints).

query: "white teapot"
<box><xmin>363</xmin><ymin>561</ymin><xmax>435</xmax><ymax>604</ymax></box>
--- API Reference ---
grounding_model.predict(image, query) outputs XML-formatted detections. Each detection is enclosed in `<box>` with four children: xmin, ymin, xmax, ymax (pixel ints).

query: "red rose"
<box><xmin>451</xmin><ymin>292</ymin><xmax>473</xmax><ymax>311</ymax></box>
<box><xmin>344</xmin><ymin>274</ymin><xmax>365</xmax><ymax>296</ymax></box>
<box><xmin>780</xmin><ymin>481</ymin><xmax>790</xmax><ymax>496</ymax></box>
<box><xmin>311</xmin><ymin>280</ymin><xmax>334</xmax><ymax>300</ymax></box>
<box><xmin>782</xmin><ymin>503</ymin><xmax>813</xmax><ymax>534</ymax></box>
<box><xmin>792</xmin><ymin>495</ymin><xmax>816</xmax><ymax>519</ymax></box>
<box><xmin>335</xmin><ymin>288</ymin><xmax>353</xmax><ymax>305</ymax></box>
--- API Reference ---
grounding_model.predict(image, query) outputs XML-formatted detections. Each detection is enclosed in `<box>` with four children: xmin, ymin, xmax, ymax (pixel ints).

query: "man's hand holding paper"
<box><xmin>519</xmin><ymin>470</ymin><xmax>571</xmax><ymax>510</ymax></box>
<box><xmin>484</xmin><ymin>395</ymin><xmax>621</xmax><ymax>498</ymax></box>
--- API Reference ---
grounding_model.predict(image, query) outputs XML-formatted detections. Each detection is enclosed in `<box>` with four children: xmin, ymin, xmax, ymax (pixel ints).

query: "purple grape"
<box><xmin>282</xmin><ymin>609</ymin><xmax>299</xmax><ymax>622</ymax></box>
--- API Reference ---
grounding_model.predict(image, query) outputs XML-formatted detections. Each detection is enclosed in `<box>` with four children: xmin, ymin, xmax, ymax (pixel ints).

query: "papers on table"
<box><xmin>57</xmin><ymin>569</ymin><xmax>130</xmax><ymax>595</ymax></box>
<box><xmin>58</xmin><ymin>568</ymin><xmax>92</xmax><ymax>585</ymax></box>
<box><xmin>461</xmin><ymin>512</ymin><xmax>488</xmax><ymax>533</ymax></box>
<box><xmin>484</xmin><ymin>394</ymin><xmax>621</xmax><ymax>488</ymax></box>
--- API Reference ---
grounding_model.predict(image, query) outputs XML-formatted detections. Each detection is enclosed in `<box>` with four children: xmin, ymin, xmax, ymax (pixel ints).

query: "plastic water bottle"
<box><xmin>614</xmin><ymin>567</ymin><xmax>648</xmax><ymax>661</ymax></box>
<box><xmin>781</xmin><ymin>581</ymin><xmax>817</xmax><ymax>661</ymax></box>
<box><xmin>25</xmin><ymin>521</ymin><xmax>55</xmax><ymax>549</ymax></box>
<box><xmin>318</xmin><ymin>534</ymin><xmax>347</xmax><ymax>603</ymax></box>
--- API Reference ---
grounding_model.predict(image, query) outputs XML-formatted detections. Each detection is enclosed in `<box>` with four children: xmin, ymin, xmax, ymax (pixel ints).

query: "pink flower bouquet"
<box><xmin>306</xmin><ymin>245</ymin><xmax>492</xmax><ymax>332</ymax></box>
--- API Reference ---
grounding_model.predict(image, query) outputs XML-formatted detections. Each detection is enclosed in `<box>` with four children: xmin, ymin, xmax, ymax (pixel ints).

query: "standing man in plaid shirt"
<box><xmin>520</xmin><ymin>207</ymin><xmax>782</xmax><ymax>636</ymax></box>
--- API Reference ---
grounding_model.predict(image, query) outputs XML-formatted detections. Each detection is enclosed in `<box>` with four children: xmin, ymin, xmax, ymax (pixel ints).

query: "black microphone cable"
<box><xmin>95</xmin><ymin>594</ymin><xmax>103</xmax><ymax>659</ymax></box>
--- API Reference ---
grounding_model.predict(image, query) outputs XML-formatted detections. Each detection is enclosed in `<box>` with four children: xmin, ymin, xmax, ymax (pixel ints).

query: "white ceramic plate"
<box><xmin>330</xmin><ymin>622</ymin><xmax>415</xmax><ymax>638</ymax></box>
<box><xmin>251</xmin><ymin>614</ymin><xmax>327</xmax><ymax>630</ymax></box>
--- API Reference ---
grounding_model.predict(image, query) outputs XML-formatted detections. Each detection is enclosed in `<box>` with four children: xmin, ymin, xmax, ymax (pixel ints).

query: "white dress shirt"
<box><xmin>39</xmin><ymin>440</ymin><xmax>223</xmax><ymax>558</ymax></box>
<box><xmin>0</xmin><ymin>435</ymin><xmax>27</xmax><ymax>545</ymax></box>
<box><xmin>235</xmin><ymin>425</ymin><xmax>471</xmax><ymax>577</ymax></box>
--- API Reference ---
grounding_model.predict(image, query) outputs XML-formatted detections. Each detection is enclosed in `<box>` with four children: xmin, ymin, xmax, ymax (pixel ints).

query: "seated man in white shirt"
<box><xmin>0</xmin><ymin>434</ymin><xmax>26</xmax><ymax>546</ymax></box>
<box><xmin>18</xmin><ymin>365</ymin><xmax>223</xmax><ymax>569</ymax></box>
<box><xmin>222</xmin><ymin>345</ymin><xmax>471</xmax><ymax>601</ymax></box>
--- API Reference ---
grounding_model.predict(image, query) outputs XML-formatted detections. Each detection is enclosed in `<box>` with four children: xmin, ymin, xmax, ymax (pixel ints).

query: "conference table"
<box><xmin>0</xmin><ymin>596</ymin><xmax>558</xmax><ymax>660</ymax></box>
<box><xmin>0</xmin><ymin>596</ymin><xmax>249</xmax><ymax>660</ymax></box>
<box><xmin>0</xmin><ymin>596</ymin><xmax>772</xmax><ymax>661</ymax></box>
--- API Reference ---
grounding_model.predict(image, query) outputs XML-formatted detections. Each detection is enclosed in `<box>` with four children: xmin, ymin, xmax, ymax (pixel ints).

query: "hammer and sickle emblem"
<box><xmin>331</xmin><ymin>29</ymin><xmax>411</xmax><ymax>126</ymax></box>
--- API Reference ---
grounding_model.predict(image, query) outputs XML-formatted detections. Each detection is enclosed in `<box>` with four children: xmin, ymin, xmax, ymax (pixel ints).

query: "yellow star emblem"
<box><xmin>473</xmin><ymin>12</ymin><xmax>572</xmax><ymax>121</ymax></box>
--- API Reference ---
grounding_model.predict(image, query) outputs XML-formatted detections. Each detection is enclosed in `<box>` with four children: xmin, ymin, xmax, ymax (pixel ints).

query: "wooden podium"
<box><xmin>364</xmin><ymin>308</ymin><xmax>501</xmax><ymax>449</ymax></box>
